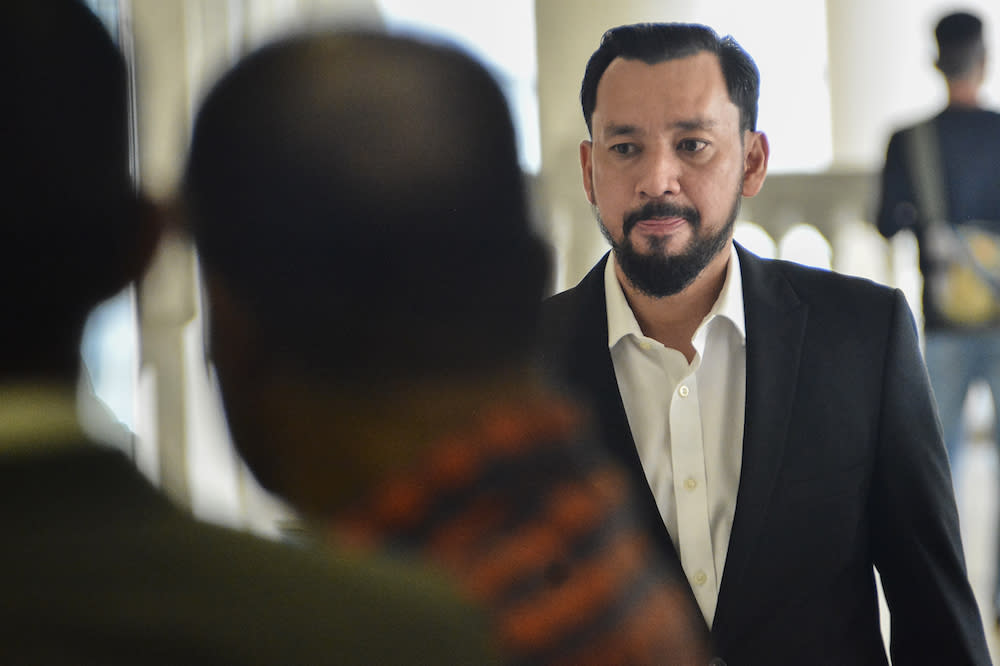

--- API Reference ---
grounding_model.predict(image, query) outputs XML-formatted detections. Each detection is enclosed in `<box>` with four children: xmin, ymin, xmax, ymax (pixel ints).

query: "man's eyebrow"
<box><xmin>601</xmin><ymin>123</ymin><xmax>640</xmax><ymax>139</ymax></box>
<box><xmin>601</xmin><ymin>118</ymin><xmax>720</xmax><ymax>138</ymax></box>
<box><xmin>673</xmin><ymin>118</ymin><xmax>718</xmax><ymax>131</ymax></box>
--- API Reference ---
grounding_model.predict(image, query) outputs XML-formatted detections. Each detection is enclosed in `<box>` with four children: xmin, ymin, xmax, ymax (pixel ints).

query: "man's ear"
<box><xmin>198</xmin><ymin>268</ymin><xmax>286</xmax><ymax>499</ymax></box>
<box><xmin>90</xmin><ymin>193</ymin><xmax>165</xmax><ymax>306</ymax></box>
<box><xmin>127</xmin><ymin>194</ymin><xmax>165</xmax><ymax>283</ymax></box>
<box><xmin>580</xmin><ymin>139</ymin><xmax>596</xmax><ymax>205</ymax></box>
<box><xmin>741</xmin><ymin>131</ymin><xmax>769</xmax><ymax>197</ymax></box>
<box><xmin>200</xmin><ymin>270</ymin><xmax>259</xmax><ymax>383</ymax></box>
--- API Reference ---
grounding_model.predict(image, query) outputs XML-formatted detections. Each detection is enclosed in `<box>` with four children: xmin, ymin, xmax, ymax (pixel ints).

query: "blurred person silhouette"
<box><xmin>0</xmin><ymin>2</ymin><xmax>498</xmax><ymax>664</ymax></box>
<box><xmin>877</xmin><ymin>10</ymin><xmax>1000</xmax><ymax>629</ymax></box>
<box><xmin>183</xmin><ymin>28</ymin><xmax>714</xmax><ymax>666</ymax></box>
<box><xmin>539</xmin><ymin>22</ymin><xmax>991</xmax><ymax>663</ymax></box>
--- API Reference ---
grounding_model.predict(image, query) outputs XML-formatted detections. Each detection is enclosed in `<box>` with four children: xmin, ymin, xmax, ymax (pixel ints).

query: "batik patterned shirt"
<box><xmin>334</xmin><ymin>396</ymin><xmax>712</xmax><ymax>665</ymax></box>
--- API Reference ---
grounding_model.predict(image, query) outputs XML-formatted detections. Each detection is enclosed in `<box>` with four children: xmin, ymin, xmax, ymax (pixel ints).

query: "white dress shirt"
<box><xmin>605</xmin><ymin>244</ymin><xmax>746</xmax><ymax>626</ymax></box>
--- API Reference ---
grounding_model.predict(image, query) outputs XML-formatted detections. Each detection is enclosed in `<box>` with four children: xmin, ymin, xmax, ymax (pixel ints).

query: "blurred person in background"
<box><xmin>540</xmin><ymin>21</ymin><xmax>990</xmax><ymax>663</ymax></box>
<box><xmin>0</xmin><ymin>2</ymin><xmax>496</xmax><ymax>663</ymax></box>
<box><xmin>877</xmin><ymin>10</ymin><xmax>1000</xmax><ymax>630</ymax></box>
<box><xmin>183</xmin><ymin>28</ymin><xmax>714</xmax><ymax>665</ymax></box>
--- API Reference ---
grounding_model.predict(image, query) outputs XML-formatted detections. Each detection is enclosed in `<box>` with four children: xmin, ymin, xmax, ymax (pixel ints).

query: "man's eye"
<box><xmin>678</xmin><ymin>139</ymin><xmax>707</xmax><ymax>152</ymax></box>
<box><xmin>611</xmin><ymin>143</ymin><xmax>636</xmax><ymax>155</ymax></box>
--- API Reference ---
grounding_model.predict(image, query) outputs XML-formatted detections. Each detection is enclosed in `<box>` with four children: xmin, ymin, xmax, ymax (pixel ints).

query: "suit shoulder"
<box><xmin>762</xmin><ymin>256</ymin><xmax>903</xmax><ymax>315</ymax></box>
<box><xmin>538</xmin><ymin>284</ymin><xmax>586</xmax><ymax>366</ymax></box>
<box><xmin>542</xmin><ymin>283</ymin><xmax>582</xmax><ymax>317</ymax></box>
<box><xmin>767</xmin><ymin>256</ymin><xmax>887</xmax><ymax>289</ymax></box>
<box><xmin>540</xmin><ymin>258</ymin><xmax>606</xmax><ymax>331</ymax></box>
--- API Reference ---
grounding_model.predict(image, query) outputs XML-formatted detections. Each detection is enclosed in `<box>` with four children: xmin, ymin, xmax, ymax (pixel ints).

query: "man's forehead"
<box><xmin>592</xmin><ymin>52</ymin><xmax>738</xmax><ymax>131</ymax></box>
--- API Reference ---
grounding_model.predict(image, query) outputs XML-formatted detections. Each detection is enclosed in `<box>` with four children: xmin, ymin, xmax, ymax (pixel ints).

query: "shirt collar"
<box><xmin>605</xmin><ymin>243</ymin><xmax>747</xmax><ymax>349</ymax></box>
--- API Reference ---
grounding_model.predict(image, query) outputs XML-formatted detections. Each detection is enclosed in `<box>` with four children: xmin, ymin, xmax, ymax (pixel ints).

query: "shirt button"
<box><xmin>694</xmin><ymin>571</ymin><xmax>708</xmax><ymax>586</ymax></box>
<box><xmin>639</xmin><ymin>341</ymin><xmax>652</xmax><ymax>351</ymax></box>
<box><xmin>678</xmin><ymin>385</ymin><xmax>690</xmax><ymax>397</ymax></box>
<box><xmin>684</xmin><ymin>477</ymin><xmax>697</xmax><ymax>491</ymax></box>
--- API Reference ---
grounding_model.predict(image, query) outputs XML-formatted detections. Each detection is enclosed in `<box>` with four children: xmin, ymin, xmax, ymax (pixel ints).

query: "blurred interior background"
<box><xmin>76</xmin><ymin>4</ymin><xmax>1000</xmax><ymax>647</ymax></box>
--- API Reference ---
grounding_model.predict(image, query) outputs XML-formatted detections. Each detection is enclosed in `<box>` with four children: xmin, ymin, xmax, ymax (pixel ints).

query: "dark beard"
<box><xmin>596</xmin><ymin>193</ymin><xmax>741</xmax><ymax>298</ymax></box>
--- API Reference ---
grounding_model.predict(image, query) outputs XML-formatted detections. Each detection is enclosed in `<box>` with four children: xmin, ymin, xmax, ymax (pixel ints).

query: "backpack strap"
<box><xmin>902</xmin><ymin>119</ymin><xmax>949</xmax><ymax>226</ymax></box>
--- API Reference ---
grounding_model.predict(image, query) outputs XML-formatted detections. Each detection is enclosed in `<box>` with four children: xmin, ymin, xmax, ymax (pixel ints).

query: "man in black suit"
<box><xmin>539</xmin><ymin>21</ymin><xmax>991</xmax><ymax>663</ymax></box>
<box><xmin>0</xmin><ymin>2</ymin><xmax>496</xmax><ymax>663</ymax></box>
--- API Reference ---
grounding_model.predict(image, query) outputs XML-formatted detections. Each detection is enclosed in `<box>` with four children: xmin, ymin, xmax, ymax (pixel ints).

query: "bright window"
<box><xmin>375</xmin><ymin>0</ymin><xmax>540</xmax><ymax>173</ymax></box>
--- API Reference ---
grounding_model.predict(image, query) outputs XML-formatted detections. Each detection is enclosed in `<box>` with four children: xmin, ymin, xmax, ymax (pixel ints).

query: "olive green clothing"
<box><xmin>0</xmin><ymin>444</ymin><xmax>498</xmax><ymax>665</ymax></box>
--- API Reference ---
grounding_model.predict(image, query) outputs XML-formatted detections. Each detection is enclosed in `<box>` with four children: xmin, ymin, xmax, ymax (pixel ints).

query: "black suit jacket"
<box><xmin>0</xmin><ymin>443</ymin><xmax>497</xmax><ymax>665</ymax></box>
<box><xmin>539</xmin><ymin>244</ymin><xmax>990</xmax><ymax>665</ymax></box>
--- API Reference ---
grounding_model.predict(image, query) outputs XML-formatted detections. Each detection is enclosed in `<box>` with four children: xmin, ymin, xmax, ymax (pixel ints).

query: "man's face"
<box><xmin>580</xmin><ymin>51</ymin><xmax>768</xmax><ymax>297</ymax></box>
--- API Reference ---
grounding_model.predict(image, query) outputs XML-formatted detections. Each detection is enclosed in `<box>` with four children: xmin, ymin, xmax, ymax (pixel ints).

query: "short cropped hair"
<box><xmin>935</xmin><ymin>11</ymin><xmax>985</xmax><ymax>79</ymax></box>
<box><xmin>580</xmin><ymin>22</ymin><xmax>760</xmax><ymax>135</ymax></box>
<box><xmin>185</xmin><ymin>31</ymin><xmax>550</xmax><ymax>383</ymax></box>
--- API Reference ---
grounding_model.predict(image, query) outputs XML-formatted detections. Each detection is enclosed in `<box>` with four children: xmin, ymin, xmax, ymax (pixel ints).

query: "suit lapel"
<box><xmin>711</xmin><ymin>245</ymin><xmax>808</xmax><ymax>642</ymax></box>
<box><xmin>564</xmin><ymin>256</ymin><xmax>642</xmax><ymax>478</ymax></box>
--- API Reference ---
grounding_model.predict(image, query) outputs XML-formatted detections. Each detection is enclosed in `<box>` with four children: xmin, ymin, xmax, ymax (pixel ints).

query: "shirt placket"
<box><xmin>669</xmin><ymin>371</ymin><xmax>718</xmax><ymax>626</ymax></box>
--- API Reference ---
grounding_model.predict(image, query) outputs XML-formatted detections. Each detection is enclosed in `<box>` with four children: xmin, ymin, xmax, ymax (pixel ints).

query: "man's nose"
<box><xmin>636</xmin><ymin>144</ymin><xmax>681</xmax><ymax>199</ymax></box>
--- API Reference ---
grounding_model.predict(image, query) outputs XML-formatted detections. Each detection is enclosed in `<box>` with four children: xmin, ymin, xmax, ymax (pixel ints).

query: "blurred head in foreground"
<box><xmin>184</xmin><ymin>30</ymin><xmax>550</xmax><ymax>516</ymax></box>
<box><xmin>1</xmin><ymin>0</ymin><xmax>158</xmax><ymax>381</ymax></box>
<box><xmin>184</xmin><ymin>29</ymin><xmax>714</xmax><ymax>665</ymax></box>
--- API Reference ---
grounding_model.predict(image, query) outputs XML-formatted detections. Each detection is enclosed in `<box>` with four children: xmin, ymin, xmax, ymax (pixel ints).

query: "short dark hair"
<box><xmin>580</xmin><ymin>22</ymin><xmax>760</xmax><ymax>135</ymax></box>
<box><xmin>185</xmin><ymin>31</ymin><xmax>550</xmax><ymax>383</ymax></box>
<box><xmin>935</xmin><ymin>11</ymin><xmax>985</xmax><ymax>79</ymax></box>
<box><xmin>1</xmin><ymin>0</ymin><xmax>139</xmax><ymax>370</ymax></box>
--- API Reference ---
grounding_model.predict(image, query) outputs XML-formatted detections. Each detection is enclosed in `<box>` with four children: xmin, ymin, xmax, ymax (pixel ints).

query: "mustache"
<box><xmin>623</xmin><ymin>201</ymin><xmax>700</xmax><ymax>235</ymax></box>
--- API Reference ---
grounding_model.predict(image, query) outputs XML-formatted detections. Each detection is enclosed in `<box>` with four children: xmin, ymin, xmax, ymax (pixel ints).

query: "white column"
<box><xmin>826</xmin><ymin>0</ymin><xmax>947</xmax><ymax>171</ymax></box>
<box><xmin>130</xmin><ymin>0</ymin><xmax>201</xmax><ymax>507</ymax></box>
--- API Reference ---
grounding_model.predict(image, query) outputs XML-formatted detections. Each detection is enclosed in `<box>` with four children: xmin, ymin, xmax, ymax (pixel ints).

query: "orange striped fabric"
<box><xmin>334</xmin><ymin>397</ymin><xmax>711</xmax><ymax>665</ymax></box>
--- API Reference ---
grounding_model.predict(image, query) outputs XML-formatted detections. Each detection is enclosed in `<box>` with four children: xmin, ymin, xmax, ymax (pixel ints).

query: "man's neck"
<box><xmin>614</xmin><ymin>246</ymin><xmax>732</xmax><ymax>362</ymax></box>
<box><xmin>947</xmin><ymin>78</ymin><xmax>982</xmax><ymax>108</ymax></box>
<box><xmin>265</xmin><ymin>364</ymin><xmax>553</xmax><ymax>517</ymax></box>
